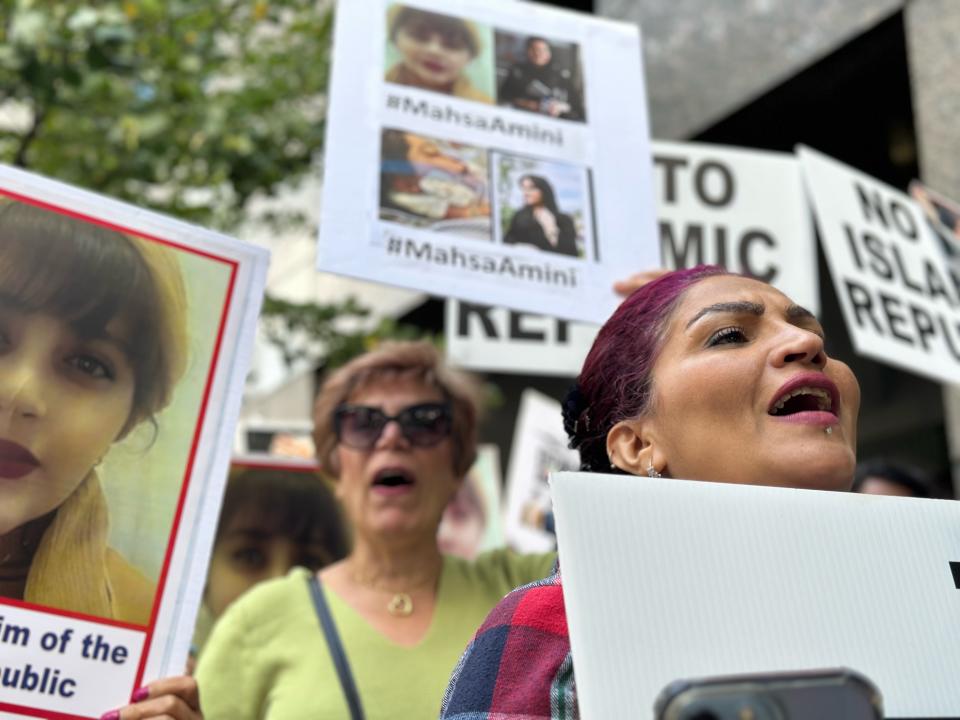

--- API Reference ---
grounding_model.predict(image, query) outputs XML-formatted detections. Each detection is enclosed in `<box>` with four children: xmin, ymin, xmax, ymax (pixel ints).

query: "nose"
<box><xmin>267</xmin><ymin>552</ymin><xmax>294</xmax><ymax>581</ymax></box>
<box><xmin>421</xmin><ymin>34</ymin><xmax>447</xmax><ymax>54</ymax></box>
<box><xmin>770</xmin><ymin>325</ymin><xmax>827</xmax><ymax>369</ymax></box>
<box><xmin>0</xmin><ymin>355</ymin><xmax>46</xmax><ymax>421</ymax></box>
<box><xmin>374</xmin><ymin>418</ymin><xmax>410</xmax><ymax>450</ymax></box>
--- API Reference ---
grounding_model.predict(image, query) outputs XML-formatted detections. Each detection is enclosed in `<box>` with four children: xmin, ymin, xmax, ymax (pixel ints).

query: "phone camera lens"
<box><xmin>688</xmin><ymin>713</ymin><xmax>720</xmax><ymax>720</ymax></box>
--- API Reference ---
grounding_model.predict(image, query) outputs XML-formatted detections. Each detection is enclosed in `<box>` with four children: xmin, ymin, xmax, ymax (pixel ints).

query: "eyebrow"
<box><xmin>685</xmin><ymin>301</ymin><xmax>816</xmax><ymax>329</ymax></box>
<box><xmin>224</xmin><ymin>527</ymin><xmax>277</xmax><ymax>541</ymax></box>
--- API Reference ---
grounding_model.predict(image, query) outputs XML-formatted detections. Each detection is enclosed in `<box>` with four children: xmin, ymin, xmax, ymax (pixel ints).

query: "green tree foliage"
<box><xmin>0</xmin><ymin>0</ymin><xmax>331</xmax><ymax>230</ymax></box>
<box><xmin>261</xmin><ymin>295</ymin><xmax>437</xmax><ymax>372</ymax></box>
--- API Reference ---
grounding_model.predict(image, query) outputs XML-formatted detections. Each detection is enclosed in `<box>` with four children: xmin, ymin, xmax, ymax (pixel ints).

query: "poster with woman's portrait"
<box><xmin>320</xmin><ymin>0</ymin><xmax>656</xmax><ymax>324</ymax></box>
<box><xmin>503</xmin><ymin>389</ymin><xmax>578</xmax><ymax>553</ymax></box>
<box><xmin>0</xmin><ymin>165</ymin><xmax>267</xmax><ymax>719</ymax></box>
<box><xmin>437</xmin><ymin>444</ymin><xmax>504</xmax><ymax>560</ymax></box>
<box><xmin>493</xmin><ymin>151</ymin><xmax>595</xmax><ymax>260</ymax></box>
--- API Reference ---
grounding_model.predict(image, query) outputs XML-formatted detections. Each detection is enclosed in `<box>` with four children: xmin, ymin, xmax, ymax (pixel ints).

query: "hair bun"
<box><xmin>562</xmin><ymin>383</ymin><xmax>587</xmax><ymax>448</ymax></box>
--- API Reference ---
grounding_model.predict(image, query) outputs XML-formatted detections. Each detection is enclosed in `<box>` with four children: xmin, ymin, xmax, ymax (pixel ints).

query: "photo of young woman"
<box><xmin>384</xmin><ymin>5</ymin><xmax>494</xmax><ymax>103</ymax></box>
<box><xmin>0</xmin><ymin>199</ymin><xmax>192</xmax><ymax>625</ymax></box>
<box><xmin>503</xmin><ymin>175</ymin><xmax>579</xmax><ymax>256</ymax></box>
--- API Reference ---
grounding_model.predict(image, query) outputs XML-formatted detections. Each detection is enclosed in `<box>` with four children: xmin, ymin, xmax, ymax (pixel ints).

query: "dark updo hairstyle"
<box><xmin>562</xmin><ymin>265</ymin><xmax>728</xmax><ymax>472</ymax></box>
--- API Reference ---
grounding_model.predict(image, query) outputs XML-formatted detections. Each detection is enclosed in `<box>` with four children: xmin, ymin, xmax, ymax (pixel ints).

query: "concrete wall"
<box><xmin>904</xmin><ymin>0</ymin><xmax>960</xmax><ymax>496</ymax></box>
<box><xmin>599</xmin><ymin>0</ymin><xmax>902</xmax><ymax>138</ymax></box>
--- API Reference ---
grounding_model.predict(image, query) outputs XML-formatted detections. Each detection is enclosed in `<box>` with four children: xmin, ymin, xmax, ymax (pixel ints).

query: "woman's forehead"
<box><xmin>347</xmin><ymin>373</ymin><xmax>444</xmax><ymax>405</ymax></box>
<box><xmin>673</xmin><ymin>275</ymin><xmax>795</xmax><ymax>321</ymax></box>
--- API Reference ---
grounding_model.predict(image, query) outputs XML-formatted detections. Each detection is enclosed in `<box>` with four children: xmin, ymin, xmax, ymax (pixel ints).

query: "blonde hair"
<box><xmin>313</xmin><ymin>341</ymin><xmax>483</xmax><ymax>478</ymax></box>
<box><xmin>0</xmin><ymin>202</ymin><xmax>189</xmax><ymax>619</ymax></box>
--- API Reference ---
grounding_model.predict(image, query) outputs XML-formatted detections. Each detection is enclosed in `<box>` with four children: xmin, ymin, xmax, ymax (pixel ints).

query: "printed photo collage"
<box><xmin>384</xmin><ymin>3</ymin><xmax>587</xmax><ymax>121</ymax></box>
<box><xmin>379</xmin><ymin>4</ymin><xmax>598</xmax><ymax>260</ymax></box>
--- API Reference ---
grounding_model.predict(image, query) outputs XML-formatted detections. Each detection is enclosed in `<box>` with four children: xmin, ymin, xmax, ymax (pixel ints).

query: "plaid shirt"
<box><xmin>440</xmin><ymin>569</ymin><xmax>579</xmax><ymax>719</ymax></box>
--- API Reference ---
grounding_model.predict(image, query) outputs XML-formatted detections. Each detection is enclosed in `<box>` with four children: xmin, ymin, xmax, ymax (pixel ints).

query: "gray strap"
<box><xmin>308</xmin><ymin>574</ymin><xmax>366</xmax><ymax>720</ymax></box>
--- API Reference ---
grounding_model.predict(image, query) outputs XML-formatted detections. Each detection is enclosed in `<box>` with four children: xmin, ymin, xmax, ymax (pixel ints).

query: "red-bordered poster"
<box><xmin>0</xmin><ymin>164</ymin><xmax>268</xmax><ymax>719</ymax></box>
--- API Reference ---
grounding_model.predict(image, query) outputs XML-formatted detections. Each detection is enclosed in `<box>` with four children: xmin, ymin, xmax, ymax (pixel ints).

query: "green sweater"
<box><xmin>196</xmin><ymin>550</ymin><xmax>556</xmax><ymax>719</ymax></box>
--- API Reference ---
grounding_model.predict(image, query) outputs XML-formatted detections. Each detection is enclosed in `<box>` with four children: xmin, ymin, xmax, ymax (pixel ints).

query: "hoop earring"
<box><xmin>646</xmin><ymin>460</ymin><xmax>662</xmax><ymax>479</ymax></box>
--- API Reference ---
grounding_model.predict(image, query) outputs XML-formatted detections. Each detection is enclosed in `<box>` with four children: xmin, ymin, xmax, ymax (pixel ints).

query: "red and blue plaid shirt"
<box><xmin>440</xmin><ymin>568</ymin><xmax>579</xmax><ymax>719</ymax></box>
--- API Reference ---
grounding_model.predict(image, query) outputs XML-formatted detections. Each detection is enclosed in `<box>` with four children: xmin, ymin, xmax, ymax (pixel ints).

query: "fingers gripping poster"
<box><xmin>318</xmin><ymin>0</ymin><xmax>657</xmax><ymax>323</ymax></box>
<box><xmin>0</xmin><ymin>165</ymin><xmax>268</xmax><ymax>719</ymax></box>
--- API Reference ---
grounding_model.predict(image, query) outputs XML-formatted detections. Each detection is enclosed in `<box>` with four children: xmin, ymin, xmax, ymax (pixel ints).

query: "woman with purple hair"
<box><xmin>440</xmin><ymin>265</ymin><xmax>860</xmax><ymax>719</ymax></box>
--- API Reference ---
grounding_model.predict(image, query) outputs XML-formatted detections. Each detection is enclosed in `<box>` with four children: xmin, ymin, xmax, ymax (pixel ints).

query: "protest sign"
<box><xmin>0</xmin><ymin>165</ymin><xmax>267</xmax><ymax>719</ymax></box>
<box><xmin>550</xmin><ymin>471</ymin><xmax>960</xmax><ymax>718</ymax></box>
<box><xmin>799</xmin><ymin>145</ymin><xmax>960</xmax><ymax>384</ymax></box>
<box><xmin>656</xmin><ymin>140</ymin><xmax>815</xmax><ymax>312</ymax></box>
<box><xmin>444</xmin><ymin>300</ymin><xmax>599</xmax><ymax>377</ymax></box>
<box><xmin>438</xmin><ymin>445</ymin><xmax>505</xmax><ymax>559</ymax></box>
<box><xmin>446</xmin><ymin>141</ymin><xmax>814</xmax><ymax>376</ymax></box>
<box><xmin>318</xmin><ymin>0</ymin><xmax>657</xmax><ymax>323</ymax></box>
<box><xmin>503</xmin><ymin>390</ymin><xmax>578</xmax><ymax>552</ymax></box>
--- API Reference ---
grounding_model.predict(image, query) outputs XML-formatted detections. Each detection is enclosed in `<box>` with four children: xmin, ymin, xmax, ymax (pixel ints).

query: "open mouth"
<box><xmin>769</xmin><ymin>386</ymin><xmax>834</xmax><ymax>416</ymax></box>
<box><xmin>372</xmin><ymin>468</ymin><xmax>415</xmax><ymax>489</ymax></box>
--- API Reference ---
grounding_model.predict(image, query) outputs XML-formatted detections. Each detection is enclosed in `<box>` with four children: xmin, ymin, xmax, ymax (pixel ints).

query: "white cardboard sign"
<box><xmin>799</xmin><ymin>144</ymin><xmax>960</xmax><ymax>384</ymax></box>
<box><xmin>318</xmin><ymin>0</ymin><xmax>657</xmax><ymax>323</ymax></box>
<box><xmin>446</xmin><ymin>141</ymin><xmax>815</xmax><ymax>376</ymax></box>
<box><xmin>503</xmin><ymin>389</ymin><xmax>578</xmax><ymax>552</ymax></box>
<box><xmin>0</xmin><ymin>165</ymin><xmax>268</xmax><ymax>719</ymax></box>
<box><xmin>550</xmin><ymin>471</ymin><xmax>960</xmax><ymax>719</ymax></box>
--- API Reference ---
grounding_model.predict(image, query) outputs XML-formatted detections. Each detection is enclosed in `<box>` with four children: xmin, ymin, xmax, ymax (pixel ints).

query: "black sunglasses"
<box><xmin>333</xmin><ymin>402</ymin><xmax>453</xmax><ymax>450</ymax></box>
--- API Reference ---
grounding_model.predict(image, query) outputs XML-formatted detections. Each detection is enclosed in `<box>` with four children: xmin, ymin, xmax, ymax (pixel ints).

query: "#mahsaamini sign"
<box><xmin>318</xmin><ymin>0</ymin><xmax>657</xmax><ymax>323</ymax></box>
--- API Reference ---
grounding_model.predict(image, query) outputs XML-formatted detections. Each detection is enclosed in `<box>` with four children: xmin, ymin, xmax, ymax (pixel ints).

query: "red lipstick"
<box><xmin>0</xmin><ymin>439</ymin><xmax>39</xmax><ymax>479</ymax></box>
<box><xmin>767</xmin><ymin>372</ymin><xmax>841</xmax><ymax>427</ymax></box>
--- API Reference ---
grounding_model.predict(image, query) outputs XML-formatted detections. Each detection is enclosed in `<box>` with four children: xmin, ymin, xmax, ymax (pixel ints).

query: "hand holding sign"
<box><xmin>101</xmin><ymin>676</ymin><xmax>201</xmax><ymax>720</ymax></box>
<box><xmin>612</xmin><ymin>268</ymin><xmax>669</xmax><ymax>297</ymax></box>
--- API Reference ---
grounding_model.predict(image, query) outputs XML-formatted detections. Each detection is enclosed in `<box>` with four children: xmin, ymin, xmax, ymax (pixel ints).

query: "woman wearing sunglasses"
<box><xmin>184</xmin><ymin>341</ymin><xmax>555</xmax><ymax>719</ymax></box>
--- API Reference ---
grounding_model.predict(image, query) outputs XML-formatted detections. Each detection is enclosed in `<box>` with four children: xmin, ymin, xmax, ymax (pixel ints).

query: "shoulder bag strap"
<box><xmin>308</xmin><ymin>574</ymin><xmax>366</xmax><ymax>720</ymax></box>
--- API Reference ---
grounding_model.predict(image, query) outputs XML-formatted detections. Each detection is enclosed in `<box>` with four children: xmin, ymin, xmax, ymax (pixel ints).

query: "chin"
<box><xmin>777</xmin><ymin>457</ymin><xmax>855</xmax><ymax>492</ymax></box>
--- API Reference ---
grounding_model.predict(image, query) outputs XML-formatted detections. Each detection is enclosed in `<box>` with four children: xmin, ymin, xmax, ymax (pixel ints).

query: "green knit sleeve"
<box><xmin>504</xmin><ymin>549</ymin><xmax>557</xmax><ymax>588</ymax></box>
<box><xmin>195</xmin><ymin>599</ymin><xmax>261</xmax><ymax>719</ymax></box>
<box><xmin>469</xmin><ymin>548</ymin><xmax>557</xmax><ymax>595</ymax></box>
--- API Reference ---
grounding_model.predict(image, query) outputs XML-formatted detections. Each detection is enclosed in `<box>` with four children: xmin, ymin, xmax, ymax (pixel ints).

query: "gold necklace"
<box><xmin>350</xmin><ymin>564</ymin><xmax>439</xmax><ymax>618</ymax></box>
<box><xmin>386</xmin><ymin>592</ymin><xmax>414</xmax><ymax>617</ymax></box>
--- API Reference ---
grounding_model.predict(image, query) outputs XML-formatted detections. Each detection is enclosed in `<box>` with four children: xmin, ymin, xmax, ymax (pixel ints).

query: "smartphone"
<box><xmin>654</xmin><ymin>668</ymin><xmax>883</xmax><ymax>720</ymax></box>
